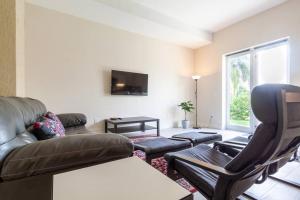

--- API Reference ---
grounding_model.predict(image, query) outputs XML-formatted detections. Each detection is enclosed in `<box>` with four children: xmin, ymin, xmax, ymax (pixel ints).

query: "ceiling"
<box><xmin>26</xmin><ymin>0</ymin><xmax>288</xmax><ymax>49</ymax></box>
<box><xmin>130</xmin><ymin>0</ymin><xmax>288</xmax><ymax>32</ymax></box>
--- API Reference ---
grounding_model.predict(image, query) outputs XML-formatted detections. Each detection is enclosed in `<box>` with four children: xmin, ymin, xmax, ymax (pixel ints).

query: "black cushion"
<box><xmin>56</xmin><ymin>113</ymin><xmax>87</xmax><ymax>128</ymax></box>
<box><xmin>172</xmin><ymin>132</ymin><xmax>222</xmax><ymax>145</ymax></box>
<box><xmin>225</xmin><ymin>124</ymin><xmax>275</xmax><ymax>172</ymax></box>
<box><xmin>1</xmin><ymin>133</ymin><xmax>133</xmax><ymax>181</ymax></box>
<box><xmin>134</xmin><ymin>137</ymin><xmax>191</xmax><ymax>154</ymax></box>
<box><xmin>165</xmin><ymin>144</ymin><xmax>232</xmax><ymax>197</ymax></box>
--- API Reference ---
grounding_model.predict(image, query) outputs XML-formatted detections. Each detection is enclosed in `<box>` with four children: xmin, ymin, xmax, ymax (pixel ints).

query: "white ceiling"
<box><xmin>26</xmin><ymin>0</ymin><xmax>288</xmax><ymax>49</ymax></box>
<box><xmin>131</xmin><ymin>0</ymin><xmax>288</xmax><ymax>32</ymax></box>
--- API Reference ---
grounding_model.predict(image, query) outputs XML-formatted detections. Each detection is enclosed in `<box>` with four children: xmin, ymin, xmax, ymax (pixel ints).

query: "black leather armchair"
<box><xmin>0</xmin><ymin>97</ymin><xmax>133</xmax><ymax>200</ymax></box>
<box><xmin>165</xmin><ymin>84</ymin><xmax>300</xmax><ymax>200</ymax></box>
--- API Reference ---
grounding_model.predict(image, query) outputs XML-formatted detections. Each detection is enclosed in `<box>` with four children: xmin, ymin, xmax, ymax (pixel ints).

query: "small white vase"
<box><xmin>182</xmin><ymin>120</ymin><xmax>190</xmax><ymax>129</ymax></box>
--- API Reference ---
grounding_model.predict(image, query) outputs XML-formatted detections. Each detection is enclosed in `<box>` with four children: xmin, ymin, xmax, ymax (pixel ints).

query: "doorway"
<box><xmin>225</xmin><ymin>39</ymin><xmax>289</xmax><ymax>132</ymax></box>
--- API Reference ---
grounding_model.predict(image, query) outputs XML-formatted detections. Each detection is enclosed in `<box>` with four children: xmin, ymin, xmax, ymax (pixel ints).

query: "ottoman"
<box><xmin>134</xmin><ymin>137</ymin><xmax>191</xmax><ymax>163</ymax></box>
<box><xmin>172</xmin><ymin>131</ymin><xmax>222</xmax><ymax>146</ymax></box>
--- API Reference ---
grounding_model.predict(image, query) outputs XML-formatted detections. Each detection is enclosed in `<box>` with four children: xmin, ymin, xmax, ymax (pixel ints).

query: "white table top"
<box><xmin>53</xmin><ymin>156</ymin><xmax>191</xmax><ymax>200</ymax></box>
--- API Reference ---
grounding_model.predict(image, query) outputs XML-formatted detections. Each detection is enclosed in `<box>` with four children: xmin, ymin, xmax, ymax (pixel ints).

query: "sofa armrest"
<box><xmin>1</xmin><ymin>133</ymin><xmax>133</xmax><ymax>181</ymax></box>
<box><xmin>56</xmin><ymin>113</ymin><xmax>87</xmax><ymax>128</ymax></box>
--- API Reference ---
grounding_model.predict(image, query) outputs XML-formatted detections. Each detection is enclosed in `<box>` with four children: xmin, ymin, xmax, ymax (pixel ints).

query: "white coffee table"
<box><xmin>53</xmin><ymin>156</ymin><xmax>193</xmax><ymax>200</ymax></box>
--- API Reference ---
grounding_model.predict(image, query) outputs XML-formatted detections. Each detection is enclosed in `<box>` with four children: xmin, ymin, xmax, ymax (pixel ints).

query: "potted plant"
<box><xmin>178</xmin><ymin>101</ymin><xmax>194</xmax><ymax>129</ymax></box>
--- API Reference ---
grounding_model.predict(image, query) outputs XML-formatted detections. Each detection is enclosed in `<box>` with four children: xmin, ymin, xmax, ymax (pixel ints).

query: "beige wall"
<box><xmin>26</xmin><ymin>1</ymin><xmax>299</xmax><ymax>130</ymax></box>
<box><xmin>0</xmin><ymin>0</ymin><xmax>25</xmax><ymax>97</ymax></box>
<box><xmin>16</xmin><ymin>0</ymin><xmax>25</xmax><ymax>97</ymax></box>
<box><xmin>194</xmin><ymin>0</ymin><xmax>300</xmax><ymax>128</ymax></box>
<box><xmin>25</xmin><ymin>4</ymin><xmax>195</xmax><ymax>130</ymax></box>
<box><xmin>0</xmin><ymin>0</ymin><xmax>17</xmax><ymax>96</ymax></box>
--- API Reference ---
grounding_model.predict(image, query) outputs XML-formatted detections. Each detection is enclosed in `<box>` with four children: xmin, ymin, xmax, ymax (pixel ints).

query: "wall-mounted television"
<box><xmin>111</xmin><ymin>70</ymin><xmax>148</xmax><ymax>96</ymax></box>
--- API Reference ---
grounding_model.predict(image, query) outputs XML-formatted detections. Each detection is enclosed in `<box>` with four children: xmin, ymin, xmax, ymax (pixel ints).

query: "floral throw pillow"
<box><xmin>32</xmin><ymin>117</ymin><xmax>62</xmax><ymax>140</ymax></box>
<box><xmin>44</xmin><ymin>112</ymin><xmax>65</xmax><ymax>137</ymax></box>
<box><xmin>31</xmin><ymin>112</ymin><xmax>65</xmax><ymax>140</ymax></box>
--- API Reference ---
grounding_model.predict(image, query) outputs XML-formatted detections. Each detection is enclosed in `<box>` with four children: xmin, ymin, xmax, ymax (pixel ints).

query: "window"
<box><xmin>226</xmin><ymin>39</ymin><xmax>289</xmax><ymax>132</ymax></box>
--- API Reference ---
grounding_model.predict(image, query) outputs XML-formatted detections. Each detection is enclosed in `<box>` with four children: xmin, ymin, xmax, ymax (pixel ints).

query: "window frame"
<box><xmin>225</xmin><ymin>38</ymin><xmax>290</xmax><ymax>133</ymax></box>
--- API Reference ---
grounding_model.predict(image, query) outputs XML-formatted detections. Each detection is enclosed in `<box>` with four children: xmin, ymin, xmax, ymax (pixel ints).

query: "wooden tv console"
<box><xmin>105</xmin><ymin>116</ymin><xmax>160</xmax><ymax>136</ymax></box>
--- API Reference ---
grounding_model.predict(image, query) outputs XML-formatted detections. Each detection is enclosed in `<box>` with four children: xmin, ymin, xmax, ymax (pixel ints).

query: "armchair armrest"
<box><xmin>225</xmin><ymin>141</ymin><xmax>248</xmax><ymax>146</ymax></box>
<box><xmin>213</xmin><ymin>142</ymin><xmax>241</xmax><ymax>157</ymax></box>
<box><xmin>173</xmin><ymin>154</ymin><xmax>238</xmax><ymax>177</ymax></box>
<box><xmin>56</xmin><ymin>113</ymin><xmax>87</xmax><ymax>128</ymax></box>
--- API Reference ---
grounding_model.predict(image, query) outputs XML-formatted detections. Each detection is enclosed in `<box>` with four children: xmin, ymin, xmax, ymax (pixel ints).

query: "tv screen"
<box><xmin>111</xmin><ymin>70</ymin><xmax>148</xmax><ymax>96</ymax></box>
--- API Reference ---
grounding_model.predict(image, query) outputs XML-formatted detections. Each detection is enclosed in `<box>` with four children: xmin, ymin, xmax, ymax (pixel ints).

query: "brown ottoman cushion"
<box><xmin>172</xmin><ymin>132</ymin><xmax>222</xmax><ymax>146</ymax></box>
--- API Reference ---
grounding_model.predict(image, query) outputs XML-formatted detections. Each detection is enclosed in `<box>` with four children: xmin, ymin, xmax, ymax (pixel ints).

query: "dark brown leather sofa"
<box><xmin>0</xmin><ymin>97</ymin><xmax>133</xmax><ymax>200</ymax></box>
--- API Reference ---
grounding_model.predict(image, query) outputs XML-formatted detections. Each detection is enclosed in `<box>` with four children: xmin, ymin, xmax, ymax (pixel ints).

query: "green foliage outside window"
<box><xmin>230</xmin><ymin>88</ymin><xmax>250</xmax><ymax>121</ymax></box>
<box><xmin>229</xmin><ymin>56</ymin><xmax>250</xmax><ymax>126</ymax></box>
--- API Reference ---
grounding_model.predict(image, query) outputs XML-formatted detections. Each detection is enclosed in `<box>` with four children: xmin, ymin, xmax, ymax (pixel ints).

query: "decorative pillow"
<box><xmin>31</xmin><ymin>111</ymin><xmax>66</xmax><ymax>140</ymax></box>
<box><xmin>45</xmin><ymin>112</ymin><xmax>61</xmax><ymax>122</ymax></box>
<box><xmin>44</xmin><ymin>112</ymin><xmax>66</xmax><ymax>137</ymax></box>
<box><xmin>32</xmin><ymin>117</ymin><xmax>64</xmax><ymax>140</ymax></box>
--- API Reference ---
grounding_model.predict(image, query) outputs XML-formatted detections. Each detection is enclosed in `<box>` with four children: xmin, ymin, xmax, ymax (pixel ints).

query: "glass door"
<box><xmin>251</xmin><ymin>41</ymin><xmax>289</xmax><ymax>130</ymax></box>
<box><xmin>226</xmin><ymin>39</ymin><xmax>289</xmax><ymax>133</ymax></box>
<box><xmin>254</xmin><ymin>42</ymin><xmax>289</xmax><ymax>85</ymax></box>
<box><xmin>226</xmin><ymin>52</ymin><xmax>251</xmax><ymax>132</ymax></box>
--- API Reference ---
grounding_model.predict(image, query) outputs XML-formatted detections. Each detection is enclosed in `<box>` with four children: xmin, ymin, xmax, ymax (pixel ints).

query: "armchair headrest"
<box><xmin>251</xmin><ymin>84</ymin><xmax>300</xmax><ymax>124</ymax></box>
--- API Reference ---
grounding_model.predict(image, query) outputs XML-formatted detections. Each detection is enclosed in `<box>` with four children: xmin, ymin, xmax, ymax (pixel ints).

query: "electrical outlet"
<box><xmin>208</xmin><ymin>115</ymin><xmax>214</xmax><ymax>127</ymax></box>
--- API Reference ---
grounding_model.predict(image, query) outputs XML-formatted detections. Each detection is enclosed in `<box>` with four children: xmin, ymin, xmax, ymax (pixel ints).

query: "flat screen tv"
<box><xmin>111</xmin><ymin>70</ymin><xmax>148</xmax><ymax>96</ymax></box>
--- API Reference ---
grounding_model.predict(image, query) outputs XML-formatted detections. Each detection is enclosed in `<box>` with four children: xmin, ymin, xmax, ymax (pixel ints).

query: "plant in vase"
<box><xmin>178</xmin><ymin>101</ymin><xmax>194</xmax><ymax>129</ymax></box>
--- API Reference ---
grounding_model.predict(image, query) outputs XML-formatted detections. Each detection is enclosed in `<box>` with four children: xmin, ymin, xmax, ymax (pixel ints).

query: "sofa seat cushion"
<box><xmin>64</xmin><ymin>126</ymin><xmax>93</xmax><ymax>135</ymax></box>
<box><xmin>1</xmin><ymin>133</ymin><xmax>133</xmax><ymax>181</ymax></box>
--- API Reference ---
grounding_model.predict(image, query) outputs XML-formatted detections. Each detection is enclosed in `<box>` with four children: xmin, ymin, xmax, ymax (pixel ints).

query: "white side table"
<box><xmin>53</xmin><ymin>156</ymin><xmax>193</xmax><ymax>200</ymax></box>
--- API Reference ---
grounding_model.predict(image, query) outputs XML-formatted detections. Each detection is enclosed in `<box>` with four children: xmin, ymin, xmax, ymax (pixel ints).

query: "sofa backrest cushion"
<box><xmin>6</xmin><ymin>97</ymin><xmax>47</xmax><ymax>127</ymax></box>
<box><xmin>0</xmin><ymin>97</ymin><xmax>47</xmax><ymax>165</ymax></box>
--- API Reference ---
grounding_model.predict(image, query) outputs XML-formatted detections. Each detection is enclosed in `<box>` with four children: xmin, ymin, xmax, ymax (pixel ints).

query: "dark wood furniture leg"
<box><xmin>157</xmin><ymin>119</ymin><xmax>160</xmax><ymax>136</ymax></box>
<box><xmin>105</xmin><ymin>120</ymin><xmax>108</xmax><ymax>133</ymax></box>
<box><xmin>114</xmin><ymin>124</ymin><xmax>118</xmax><ymax>133</ymax></box>
<box><xmin>145</xmin><ymin>156</ymin><xmax>152</xmax><ymax>164</ymax></box>
<box><xmin>141</xmin><ymin>122</ymin><xmax>146</xmax><ymax>132</ymax></box>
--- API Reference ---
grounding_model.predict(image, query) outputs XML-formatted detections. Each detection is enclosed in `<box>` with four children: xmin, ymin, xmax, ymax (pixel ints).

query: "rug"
<box><xmin>133</xmin><ymin>148</ymin><xmax>197</xmax><ymax>193</ymax></box>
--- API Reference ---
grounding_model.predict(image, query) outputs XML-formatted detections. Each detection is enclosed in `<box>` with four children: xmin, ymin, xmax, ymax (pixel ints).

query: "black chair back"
<box><xmin>217</xmin><ymin>84</ymin><xmax>300</xmax><ymax>199</ymax></box>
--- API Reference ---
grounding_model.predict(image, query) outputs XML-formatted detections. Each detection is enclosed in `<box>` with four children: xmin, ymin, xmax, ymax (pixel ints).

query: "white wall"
<box><xmin>194</xmin><ymin>0</ymin><xmax>300</xmax><ymax>129</ymax></box>
<box><xmin>25</xmin><ymin>4</ymin><xmax>195</xmax><ymax>130</ymax></box>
